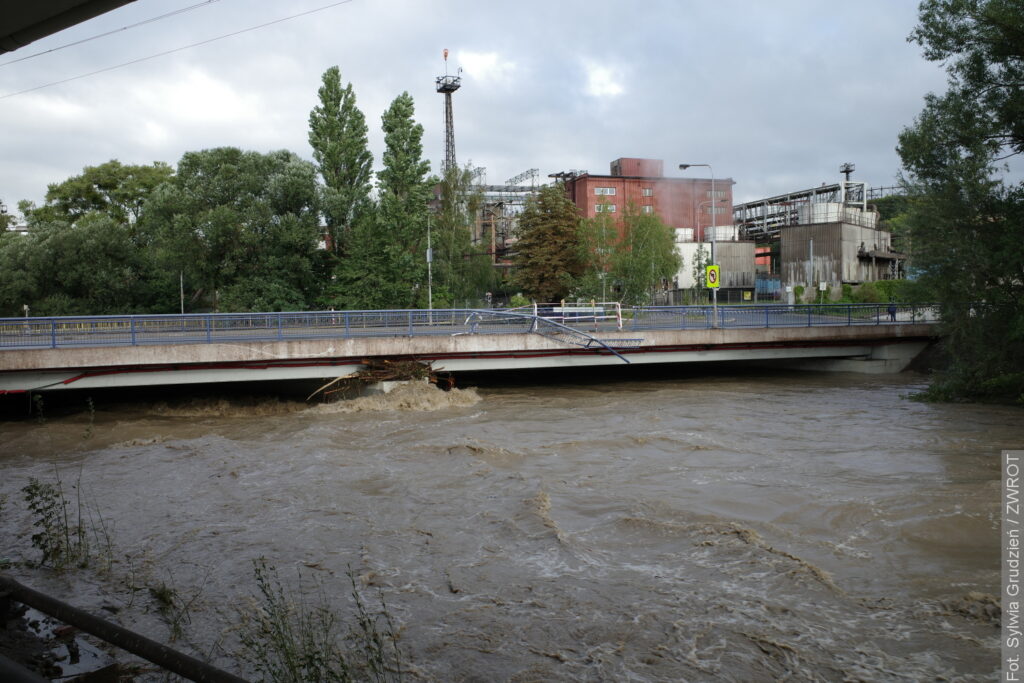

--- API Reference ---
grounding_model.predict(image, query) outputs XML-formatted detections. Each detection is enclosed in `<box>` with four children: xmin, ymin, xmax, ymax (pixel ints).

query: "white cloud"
<box><xmin>456</xmin><ymin>50</ymin><xmax>517</xmax><ymax>86</ymax></box>
<box><xmin>582</xmin><ymin>61</ymin><xmax>624</xmax><ymax>98</ymax></box>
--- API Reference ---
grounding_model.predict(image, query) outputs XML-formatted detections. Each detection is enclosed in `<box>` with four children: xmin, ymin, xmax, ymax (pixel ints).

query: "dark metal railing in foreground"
<box><xmin>0</xmin><ymin>304</ymin><xmax>939</xmax><ymax>350</ymax></box>
<box><xmin>0</xmin><ymin>575</ymin><xmax>245</xmax><ymax>682</ymax></box>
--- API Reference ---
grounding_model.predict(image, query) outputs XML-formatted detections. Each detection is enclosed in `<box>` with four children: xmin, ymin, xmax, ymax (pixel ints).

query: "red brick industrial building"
<box><xmin>556</xmin><ymin>158</ymin><xmax>734</xmax><ymax>241</ymax></box>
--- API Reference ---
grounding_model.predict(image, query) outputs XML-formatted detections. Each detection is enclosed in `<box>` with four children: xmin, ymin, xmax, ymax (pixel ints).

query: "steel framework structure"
<box><xmin>436</xmin><ymin>73</ymin><xmax>461</xmax><ymax>172</ymax></box>
<box><xmin>733</xmin><ymin>181</ymin><xmax>869</xmax><ymax>241</ymax></box>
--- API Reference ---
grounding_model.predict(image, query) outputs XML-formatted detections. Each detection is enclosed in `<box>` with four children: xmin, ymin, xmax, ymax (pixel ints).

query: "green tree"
<box><xmin>0</xmin><ymin>229</ymin><xmax>39</xmax><ymax>315</ymax></box>
<box><xmin>336</xmin><ymin>93</ymin><xmax>431</xmax><ymax>309</ymax></box>
<box><xmin>690</xmin><ymin>242</ymin><xmax>711</xmax><ymax>303</ymax></box>
<box><xmin>432</xmin><ymin>164</ymin><xmax>493</xmax><ymax>307</ymax></box>
<box><xmin>0</xmin><ymin>201</ymin><xmax>14</xmax><ymax>230</ymax></box>
<box><xmin>610</xmin><ymin>206</ymin><xmax>681</xmax><ymax>306</ymax></box>
<box><xmin>512</xmin><ymin>183</ymin><xmax>583</xmax><ymax>302</ymax></box>
<box><xmin>571</xmin><ymin>207</ymin><xmax>618</xmax><ymax>301</ymax></box>
<box><xmin>0</xmin><ymin>161</ymin><xmax>174</xmax><ymax>315</ymax></box>
<box><xmin>36</xmin><ymin>160</ymin><xmax>173</xmax><ymax>226</ymax></box>
<box><xmin>898</xmin><ymin>0</ymin><xmax>1024</xmax><ymax>402</ymax></box>
<box><xmin>308</xmin><ymin>66</ymin><xmax>372</xmax><ymax>254</ymax></box>
<box><xmin>144</xmin><ymin>148</ymin><xmax>323</xmax><ymax>312</ymax></box>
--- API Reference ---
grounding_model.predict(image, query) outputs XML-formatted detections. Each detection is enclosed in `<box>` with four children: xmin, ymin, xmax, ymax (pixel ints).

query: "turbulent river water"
<box><xmin>0</xmin><ymin>369</ymin><xmax>1019</xmax><ymax>681</ymax></box>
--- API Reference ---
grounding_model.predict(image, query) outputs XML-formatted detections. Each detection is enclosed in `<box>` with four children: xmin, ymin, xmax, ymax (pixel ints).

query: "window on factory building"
<box><xmin>705</xmin><ymin>206</ymin><xmax>728</xmax><ymax>215</ymax></box>
<box><xmin>595</xmin><ymin>204</ymin><xmax>617</xmax><ymax>213</ymax></box>
<box><xmin>706</xmin><ymin>190</ymin><xmax>727</xmax><ymax>199</ymax></box>
<box><xmin>641</xmin><ymin>205</ymin><xmax>654</xmax><ymax>214</ymax></box>
<box><xmin>594</xmin><ymin>187</ymin><xmax>617</xmax><ymax>196</ymax></box>
<box><xmin>641</xmin><ymin>188</ymin><xmax>653</xmax><ymax>197</ymax></box>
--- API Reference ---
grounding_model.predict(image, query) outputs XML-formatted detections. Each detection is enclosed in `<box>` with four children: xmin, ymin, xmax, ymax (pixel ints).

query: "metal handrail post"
<box><xmin>130</xmin><ymin>317</ymin><xmax>136</xmax><ymax>345</ymax></box>
<box><xmin>807</xmin><ymin>305</ymin><xmax>812</xmax><ymax>327</ymax></box>
<box><xmin>277</xmin><ymin>313</ymin><xmax>283</xmax><ymax>340</ymax></box>
<box><xmin>344</xmin><ymin>311</ymin><xmax>350</xmax><ymax>337</ymax></box>
<box><xmin>50</xmin><ymin>320</ymin><xmax>56</xmax><ymax>348</ymax></box>
<box><xmin>206</xmin><ymin>315</ymin><xmax>212</xmax><ymax>343</ymax></box>
<box><xmin>847</xmin><ymin>305</ymin><xmax>852</xmax><ymax>326</ymax></box>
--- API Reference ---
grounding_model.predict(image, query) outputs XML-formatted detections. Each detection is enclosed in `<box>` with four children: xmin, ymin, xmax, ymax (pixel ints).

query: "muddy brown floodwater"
<box><xmin>0</xmin><ymin>370</ymin><xmax>1019</xmax><ymax>681</ymax></box>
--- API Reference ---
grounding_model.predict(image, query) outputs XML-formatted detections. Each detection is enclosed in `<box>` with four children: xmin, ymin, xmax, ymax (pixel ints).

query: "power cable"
<box><xmin>0</xmin><ymin>0</ymin><xmax>223</xmax><ymax>69</ymax></box>
<box><xmin>0</xmin><ymin>0</ymin><xmax>355</xmax><ymax>100</ymax></box>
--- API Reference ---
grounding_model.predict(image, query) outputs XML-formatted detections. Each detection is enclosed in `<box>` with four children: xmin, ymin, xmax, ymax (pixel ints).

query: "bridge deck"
<box><xmin>0</xmin><ymin>305</ymin><xmax>940</xmax><ymax>393</ymax></box>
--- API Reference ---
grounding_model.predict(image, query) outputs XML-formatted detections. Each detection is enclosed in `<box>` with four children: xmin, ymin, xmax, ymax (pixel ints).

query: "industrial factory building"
<box><xmin>555</xmin><ymin>159</ymin><xmax>756</xmax><ymax>302</ymax></box>
<box><xmin>734</xmin><ymin>178</ymin><xmax>903</xmax><ymax>300</ymax></box>
<box><xmin>556</xmin><ymin>158</ymin><xmax>735</xmax><ymax>241</ymax></box>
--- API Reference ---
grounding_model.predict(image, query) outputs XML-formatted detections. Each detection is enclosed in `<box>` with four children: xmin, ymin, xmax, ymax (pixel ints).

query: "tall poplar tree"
<box><xmin>308</xmin><ymin>66</ymin><xmax>372</xmax><ymax>254</ymax></box>
<box><xmin>336</xmin><ymin>92</ymin><xmax>431</xmax><ymax>309</ymax></box>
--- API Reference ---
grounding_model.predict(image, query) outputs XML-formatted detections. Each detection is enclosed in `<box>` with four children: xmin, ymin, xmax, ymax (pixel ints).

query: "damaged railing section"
<box><xmin>465</xmin><ymin>310</ymin><xmax>640</xmax><ymax>363</ymax></box>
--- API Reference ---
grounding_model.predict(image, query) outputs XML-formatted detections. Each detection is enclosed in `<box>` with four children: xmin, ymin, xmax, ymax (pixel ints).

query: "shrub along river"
<box><xmin>0</xmin><ymin>368</ymin><xmax>1017</xmax><ymax>680</ymax></box>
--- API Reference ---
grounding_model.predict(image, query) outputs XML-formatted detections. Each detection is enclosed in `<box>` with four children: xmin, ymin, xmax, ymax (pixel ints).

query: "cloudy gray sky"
<box><xmin>0</xmin><ymin>0</ymin><xmax>948</xmax><ymax>216</ymax></box>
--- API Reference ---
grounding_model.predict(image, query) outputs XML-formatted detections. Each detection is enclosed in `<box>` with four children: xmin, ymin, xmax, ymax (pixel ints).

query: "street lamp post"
<box><xmin>426</xmin><ymin>216</ymin><xmax>433</xmax><ymax>313</ymax></box>
<box><xmin>679</xmin><ymin>163</ymin><xmax>718</xmax><ymax>326</ymax></box>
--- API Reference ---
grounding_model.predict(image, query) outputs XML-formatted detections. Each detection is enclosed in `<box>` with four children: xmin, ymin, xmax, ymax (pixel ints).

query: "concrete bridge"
<box><xmin>0</xmin><ymin>304</ymin><xmax>939</xmax><ymax>393</ymax></box>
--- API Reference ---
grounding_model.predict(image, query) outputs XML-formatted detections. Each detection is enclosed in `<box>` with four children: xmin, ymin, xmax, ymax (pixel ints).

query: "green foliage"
<box><xmin>144</xmin><ymin>148</ymin><xmax>324</xmax><ymax>312</ymax></box>
<box><xmin>432</xmin><ymin>164</ymin><xmax>494</xmax><ymax>305</ymax></box>
<box><xmin>0</xmin><ymin>202</ymin><xmax>14</xmax><ymax>230</ymax></box>
<box><xmin>572</xmin><ymin>209</ymin><xmax>618</xmax><ymax>301</ymax></box>
<box><xmin>335</xmin><ymin>93</ymin><xmax>431</xmax><ymax>310</ymax></box>
<box><xmin>238</xmin><ymin>558</ymin><xmax>403</xmax><ymax>683</ymax></box>
<box><xmin>509</xmin><ymin>293</ymin><xmax>531</xmax><ymax>308</ymax></box>
<box><xmin>610</xmin><ymin>206</ymin><xmax>682</xmax><ymax>306</ymax></box>
<box><xmin>690</xmin><ymin>242</ymin><xmax>711</xmax><ymax>302</ymax></box>
<box><xmin>0</xmin><ymin>161</ymin><xmax>175</xmax><ymax>316</ymax></box>
<box><xmin>793</xmin><ymin>285</ymin><xmax>805</xmax><ymax>301</ymax></box>
<box><xmin>309</xmin><ymin>66</ymin><xmax>373</xmax><ymax>255</ymax></box>
<box><xmin>21</xmin><ymin>470</ymin><xmax>112</xmax><ymax>570</ymax></box>
<box><xmin>851</xmin><ymin>282</ymin><xmax>882</xmax><ymax>304</ymax></box>
<box><xmin>512</xmin><ymin>183</ymin><xmax>583</xmax><ymax>301</ymax></box>
<box><xmin>38</xmin><ymin>159</ymin><xmax>173</xmax><ymax>225</ymax></box>
<box><xmin>898</xmin><ymin>0</ymin><xmax>1024</xmax><ymax>402</ymax></box>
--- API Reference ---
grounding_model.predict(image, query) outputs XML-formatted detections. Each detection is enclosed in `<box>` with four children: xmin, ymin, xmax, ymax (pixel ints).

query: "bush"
<box><xmin>509</xmin><ymin>293</ymin><xmax>531</xmax><ymax>308</ymax></box>
<box><xmin>852</xmin><ymin>282</ymin><xmax>882</xmax><ymax>303</ymax></box>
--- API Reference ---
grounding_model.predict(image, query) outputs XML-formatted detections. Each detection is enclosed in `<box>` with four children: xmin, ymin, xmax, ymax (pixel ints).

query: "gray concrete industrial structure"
<box><xmin>734</xmin><ymin>180</ymin><xmax>903</xmax><ymax>299</ymax></box>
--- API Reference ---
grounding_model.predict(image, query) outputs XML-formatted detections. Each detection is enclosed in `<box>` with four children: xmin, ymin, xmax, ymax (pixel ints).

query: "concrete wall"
<box><xmin>674</xmin><ymin>241</ymin><xmax>755</xmax><ymax>289</ymax></box>
<box><xmin>780</xmin><ymin>222</ymin><xmax>896</xmax><ymax>288</ymax></box>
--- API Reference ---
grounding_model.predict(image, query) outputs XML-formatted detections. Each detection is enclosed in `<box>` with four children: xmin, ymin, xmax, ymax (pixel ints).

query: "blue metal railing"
<box><xmin>0</xmin><ymin>304</ymin><xmax>939</xmax><ymax>350</ymax></box>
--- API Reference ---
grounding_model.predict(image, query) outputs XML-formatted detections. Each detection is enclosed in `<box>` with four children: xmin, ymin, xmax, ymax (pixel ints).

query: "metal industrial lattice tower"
<box><xmin>435</xmin><ymin>49</ymin><xmax>461</xmax><ymax>172</ymax></box>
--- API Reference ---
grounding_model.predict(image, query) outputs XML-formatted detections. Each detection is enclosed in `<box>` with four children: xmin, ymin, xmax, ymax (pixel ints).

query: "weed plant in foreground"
<box><xmin>20</xmin><ymin>467</ymin><xmax>114</xmax><ymax>571</ymax></box>
<box><xmin>237</xmin><ymin>558</ymin><xmax>404</xmax><ymax>683</ymax></box>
